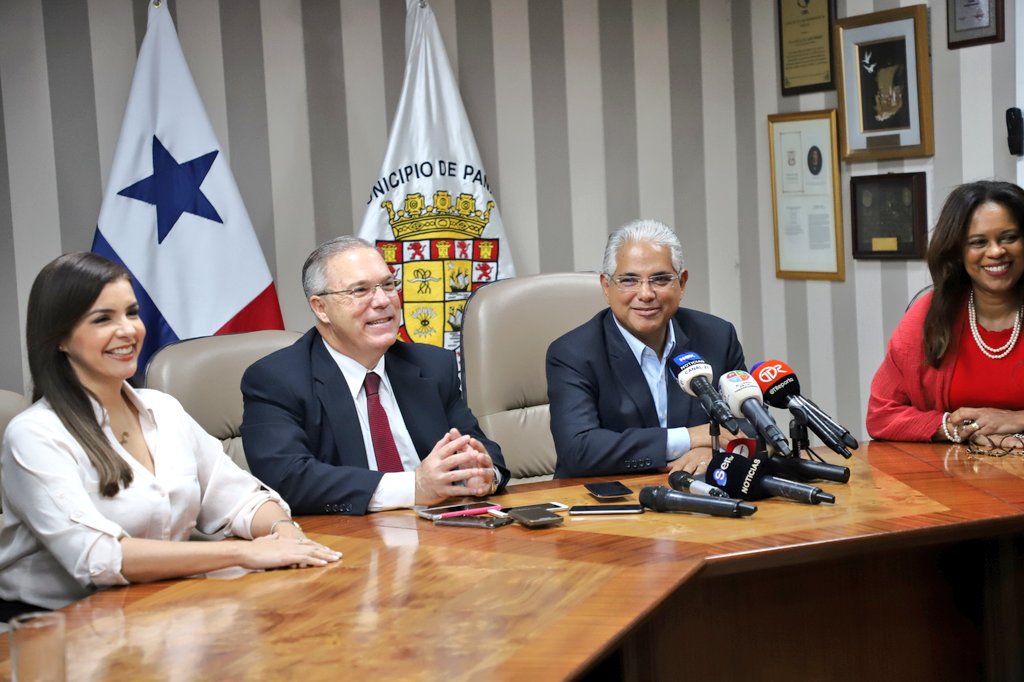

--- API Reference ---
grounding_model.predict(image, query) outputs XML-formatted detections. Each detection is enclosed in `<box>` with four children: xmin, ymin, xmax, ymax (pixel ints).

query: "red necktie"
<box><xmin>363</xmin><ymin>372</ymin><xmax>404</xmax><ymax>473</ymax></box>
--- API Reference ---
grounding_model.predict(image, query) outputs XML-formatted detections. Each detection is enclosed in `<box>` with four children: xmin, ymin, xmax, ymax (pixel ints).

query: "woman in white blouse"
<box><xmin>0</xmin><ymin>253</ymin><xmax>341</xmax><ymax>616</ymax></box>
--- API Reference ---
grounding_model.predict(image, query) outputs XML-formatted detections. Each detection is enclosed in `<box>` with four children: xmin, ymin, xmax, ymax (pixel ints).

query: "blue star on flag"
<box><xmin>118</xmin><ymin>135</ymin><xmax>223</xmax><ymax>243</ymax></box>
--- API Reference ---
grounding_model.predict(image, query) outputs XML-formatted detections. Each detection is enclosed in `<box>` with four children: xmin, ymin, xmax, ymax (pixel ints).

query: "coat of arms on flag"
<box><xmin>375</xmin><ymin>191</ymin><xmax>501</xmax><ymax>348</ymax></box>
<box><xmin>359</xmin><ymin>0</ymin><xmax>515</xmax><ymax>352</ymax></box>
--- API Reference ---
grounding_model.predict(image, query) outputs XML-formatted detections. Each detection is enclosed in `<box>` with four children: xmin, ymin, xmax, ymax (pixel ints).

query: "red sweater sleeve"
<box><xmin>866</xmin><ymin>293</ymin><xmax>956</xmax><ymax>442</ymax></box>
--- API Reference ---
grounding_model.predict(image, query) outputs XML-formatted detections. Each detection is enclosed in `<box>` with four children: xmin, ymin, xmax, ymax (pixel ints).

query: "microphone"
<box><xmin>672</xmin><ymin>352</ymin><xmax>740</xmax><ymax>434</ymax></box>
<box><xmin>639</xmin><ymin>486</ymin><xmax>757</xmax><ymax>518</ymax></box>
<box><xmin>751</xmin><ymin>360</ymin><xmax>858</xmax><ymax>454</ymax></box>
<box><xmin>668</xmin><ymin>470</ymin><xmax>730</xmax><ymax>498</ymax></box>
<box><xmin>802</xmin><ymin>397</ymin><xmax>860</xmax><ymax>450</ymax></box>
<box><xmin>768</xmin><ymin>454</ymin><xmax>850</xmax><ymax>484</ymax></box>
<box><xmin>717</xmin><ymin>370</ymin><xmax>793</xmax><ymax>457</ymax></box>
<box><xmin>707</xmin><ymin>450</ymin><xmax>835</xmax><ymax>505</ymax></box>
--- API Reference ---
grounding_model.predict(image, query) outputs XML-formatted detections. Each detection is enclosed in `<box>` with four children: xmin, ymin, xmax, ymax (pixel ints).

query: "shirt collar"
<box><xmin>321</xmin><ymin>337</ymin><xmax>389</xmax><ymax>398</ymax></box>
<box><xmin>611</xmin><ymin>315</ymin><xmax>676</xmax><ymax>364</ymax></box>
<box><xmin>83</xmin><ymin>382</ymin><xmax>156</xmax><ymax>429</ymax></box>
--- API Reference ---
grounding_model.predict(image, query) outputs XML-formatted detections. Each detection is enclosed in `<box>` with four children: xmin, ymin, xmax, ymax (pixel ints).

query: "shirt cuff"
<box><xmin>666</xmin><ymin>427</ymin><xmax>691</xmax><ymax>462</ymax></box>
<box><xmin>368</xmin><ymin>471</ymin><xmax>417</xmax><ymax>512</ymax></box>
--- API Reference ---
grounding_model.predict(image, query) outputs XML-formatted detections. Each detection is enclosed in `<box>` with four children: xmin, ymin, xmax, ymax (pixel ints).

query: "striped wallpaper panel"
<box><xmin>0</xmin><ymin>0</ymin><xmax>1018</xmax><ymax>441</ymax></box>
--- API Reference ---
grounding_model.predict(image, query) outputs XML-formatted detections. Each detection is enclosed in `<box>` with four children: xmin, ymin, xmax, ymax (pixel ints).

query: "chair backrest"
<box><xmin>460</xmin><ymin>272</ymin><xmax>607</xmax><ymax>481</ymax></box>
<box><xmin>0</xmin><ymin>389</ymin><xmax>30</xmax><ymax>506</ymax></box>
<box><xmin>144</xmin><ymin>330</ymin><xmax>302</xmax><ymax>470</ymax></box>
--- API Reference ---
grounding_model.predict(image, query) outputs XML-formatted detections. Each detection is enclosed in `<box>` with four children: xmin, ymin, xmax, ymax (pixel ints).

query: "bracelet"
<box><xmin>941</xmin><ymin>412</ymin><xmax>961</xmax><ymax>444</ymax></box>
<box><xmin>269</xmin><ymin>518</ymin><xmax>302</xmax><ymax>535</ymax></box>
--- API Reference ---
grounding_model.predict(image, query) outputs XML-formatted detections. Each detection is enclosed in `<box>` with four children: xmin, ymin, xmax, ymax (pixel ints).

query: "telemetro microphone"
<box><xmin>707</xmin><ymin>450</ymin><xmax>835</xmax><ymax>505</ymax></box>
<box><xmin>668</xmin><ymin>470</ymin><xmax>730</xmax><ymax>498</ymax></box>
<box><xmin>752</xmin><ymin>360</ymin><xmax>858</xmax><ymax>451</ymax></box>
<box><xmin>639</xmin><ymin>486</ymin><xmax>757</xmax><ymax>517</ymax></box>
<box><xmin>672</xmin><ymin>352</ymin><xmax>740</xmax><ymax>434</ymax></box>
<box><xmin>717</xmin><ymin>370</ymin><xmax>793</xmax><ymax>457</ymax></box>
<box><xmin>751</xmin><ymin>360</ymin><xmax>854</xmax><ymax>460</ymax></box>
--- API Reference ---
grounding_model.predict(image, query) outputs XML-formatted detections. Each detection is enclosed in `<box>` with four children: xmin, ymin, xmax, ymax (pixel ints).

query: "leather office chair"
<box><xmin>145</xmin><ymin>330</ymin><xmax>302</xmax><ymax>471</ymax></box>
<box><xmin>460</xmin><ymin>272</ymin><xmax>607</xmax><ymax>483</ymax></box>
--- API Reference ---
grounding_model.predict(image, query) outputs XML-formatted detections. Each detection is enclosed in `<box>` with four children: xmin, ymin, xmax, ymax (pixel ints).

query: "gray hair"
<box><xmin>301</xmin><ymin>235</ymin><xmax>376</xmax><ymax>299</ymax></box>
<box><xmin>602</xmin><ymin>219</ymin><xmax>685</xmax><ymax>275</ymax></box>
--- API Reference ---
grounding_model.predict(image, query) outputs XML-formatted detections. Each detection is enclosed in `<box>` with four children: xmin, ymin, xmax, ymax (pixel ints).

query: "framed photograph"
<box><xmin>834</xmin><ymin>5</ymin><xmax>934</xmax><ymax>161</ymax></box>
<box><xmin>778</xmin><ymin>0</ymin><xmax>836</xmax><ymax>96</ymax></box>
<box><xmin>768</xmin><ymin>109</ymin><xmax>844</xmax><ymax>281</ymax></box>
<box><xmin>850</xmin><ymin>172</ymin><xmax>927</xmax><ymax>260</ymax></box>
<box><xmin>948</xmin><ymin>0</ymin><xmax>1004</xmax><ymax>49</ymax></box>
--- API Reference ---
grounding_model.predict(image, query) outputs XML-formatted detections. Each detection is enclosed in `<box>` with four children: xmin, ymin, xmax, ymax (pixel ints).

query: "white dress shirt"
<box><xmin>322</xmin><ymin>340</ymin><xmax>418</xmax><ymax>511</ymax></box>
<box><xmin>0</xmin><ymin>385</ymin><xmax>287</xmax><ymax>610</ymax></box>
<box><xmin>611</xmin><ymin>317</ymin><xmax>692</xmax><ymax>460</ymax></box>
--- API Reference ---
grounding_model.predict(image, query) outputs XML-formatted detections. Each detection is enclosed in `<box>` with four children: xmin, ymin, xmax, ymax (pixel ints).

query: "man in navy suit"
<box><xmin>241</xmin><ymin>236</ymin><xmax>507</xmax><ymax>515</ymax></box>
<box><xmin>546</xmin><ymin>219</ymin><xmax>746</xmax><ymax>479</ymax></box>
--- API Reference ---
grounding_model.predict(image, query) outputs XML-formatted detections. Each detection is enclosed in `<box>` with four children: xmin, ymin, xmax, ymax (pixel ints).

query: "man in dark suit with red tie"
<box><xmin>241</xmin><ymin>236</ymin><xmax>507</xmax><ymax>515</ymax></box>
<box><xmin>546</xmin><ymin>219</ymin><xmax>746</xmax><ymax>480</ymax></box>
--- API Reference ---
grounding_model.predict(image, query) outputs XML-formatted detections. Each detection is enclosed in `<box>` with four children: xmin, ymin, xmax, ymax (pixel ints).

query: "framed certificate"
<box><xmin>947</xmin><ymin>0</ymin><xmax>1004</xmax><ymax>49</ymax></box>
<box><xmin>777</xmin><ymin>0</ymin><xmax>836</xmax><ymax>96</ymax></box>
<box><xmin>850</xmin><ymin>172</ymin><xmax>927</xmax><ymax>260</ymax></box>
<box><xmin>768</xmin><ymin>109</ymin><xmax>844</xmax><ymax>281</ymax></box>
<box><xmin>834</xmin><ymin>5</ymin><xmax>934</xmax><ymax>161</ymax></box>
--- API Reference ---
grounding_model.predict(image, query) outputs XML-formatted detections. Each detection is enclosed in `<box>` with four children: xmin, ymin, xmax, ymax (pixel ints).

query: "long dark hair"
<box><xmin>924</xmin><ymin>180</ymin><xmax>1024</xmax><ymax>366</ymax></box>
<box><xmin>27</xmin><ymin>253</ymin><xmax>135</xmax><ymax>496</ymax></box>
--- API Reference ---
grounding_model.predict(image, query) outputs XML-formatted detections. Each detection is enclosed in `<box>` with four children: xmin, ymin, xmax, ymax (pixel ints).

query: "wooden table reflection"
<box><xmin>1</xmin><ymin>441</ymin><xmax>1022</xmax><ymax>680</ymax></box>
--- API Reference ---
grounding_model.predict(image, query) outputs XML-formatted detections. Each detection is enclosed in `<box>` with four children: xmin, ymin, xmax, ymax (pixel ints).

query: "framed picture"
<box><xmin>768</xmin><ymin>109</ymin><xmax>844</xmax><ymax>281</ymax></box>
<box><xmin>948</xmin><ymin>0</ymin><xmax>1004</xmax><ymax>49</ymax></box>
<box><xmin>777</xmin><ymin>0</ymin><xmax>836</xmax><ymax>96</ymax></box>
<box><xmin>850</xmin><ymin>172</ymin><xmax>927</xmax><ymax>259</ymax></box>
<box><xmin>834</xmin><ymin>5</ymin><xmax>934</xmax><ymax>161</ymax></box>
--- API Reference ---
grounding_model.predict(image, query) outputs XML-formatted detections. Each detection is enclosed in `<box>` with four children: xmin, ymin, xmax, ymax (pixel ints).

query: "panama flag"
<box><xmin>93</xmin><ymin>0</ymin><xmax>283</xmax><ymax>375</ymax></box>
<box><xmin>358</xmin><ymin>0</ymin><xmax>515</xmax><ymax>351</ymax></box>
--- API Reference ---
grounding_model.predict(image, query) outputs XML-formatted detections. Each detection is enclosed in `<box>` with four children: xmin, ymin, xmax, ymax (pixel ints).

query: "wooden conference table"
<box><xmin>1</xmin><ymin>441</ymin><xmax>1023</xmax><ymax>680</ymax></box>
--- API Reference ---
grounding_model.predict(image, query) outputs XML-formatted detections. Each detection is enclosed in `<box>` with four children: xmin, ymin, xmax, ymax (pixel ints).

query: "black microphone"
<box><xmin>668</xmin><ymin>470</ymin><xmax>730</xmax><ymax>498</ymax></box>
<box><xmin>751</xmin><ymin>360</ymin><xmax>858</xmax><ymax>454</ymax></box>
<box><xmin>717</xmin><ymin>370</ymin><xmax>793</xmax><ymax>457</ymax></box>
<box><xmin>639</xmin><ymin>486</ymin><xmax>757</xmax><ymax>517</ymax></box>
<box><xmin>768</xmin><ymin>454</ymin><xmax>850</xmax><ymax>484</ymax></box>
<box><xmin>802</xmin><ymin>396</ymin><xmax>860</xmax><ymax>450</ymax></box>
<box><xmin>707</xmin><ymin>451</ymin><xmax>835</xmax><ymax>505</ymax></box>
<box><xmin>672</xmin><ymin>352</ymin><xmax>740</xmax><ymax>434</ymax></box>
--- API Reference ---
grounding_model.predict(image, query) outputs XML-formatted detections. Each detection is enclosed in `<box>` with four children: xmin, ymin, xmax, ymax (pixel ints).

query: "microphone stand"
<box><xmin>770</xmin><ymin>407</ymin><xmax>850</xmax><ymax>483</ymax></box>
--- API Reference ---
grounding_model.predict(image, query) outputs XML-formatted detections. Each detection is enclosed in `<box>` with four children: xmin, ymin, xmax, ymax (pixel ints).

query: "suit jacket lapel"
<box><xmin>311</xmin><ymin>338</ymin><xmax>368</xmax><ymax>466</ymax></box>
<box><xmin>387</xmin><ymin>350</ymin><xmax>448</xmax><ymax>459</ymax></box>
<box><xmin>665</xmin><ymin>314</ymin><xmax>705</xmax><ymax>426</ymax></box>
<box><xmin>603</xmin><ymin>313</ymin><xmax>660</xmax><ymax>427</ymax></box>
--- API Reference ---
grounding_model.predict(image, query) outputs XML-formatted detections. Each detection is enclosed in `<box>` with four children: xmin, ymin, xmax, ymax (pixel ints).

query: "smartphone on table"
<box><xmin>434</xmin><ymin>515</ymin><xmax>513</xmax><ymax>529</ymax></box>
<box><xmin>508</xmin><ymin>507</ymin><xmax>564</xmax><ymax>528</ymax></box>
<box><xmin>490</xmin><ymin>501</ymin><xmax>569</xmax><ymax>518</ymax></box>
<box><xmin>584</xmin><ymin>481</ymin><xmax>633</xmax><ymax>499</ymax></box>
<box><xmin>568</xmin><ymin>504</ymin><xmax>644</xmax><ymax>515</ymax></box>
<box><xmin>415</xmin><ymin>501</ymin><xmax>502</xmax><ymax>521</ymax></box>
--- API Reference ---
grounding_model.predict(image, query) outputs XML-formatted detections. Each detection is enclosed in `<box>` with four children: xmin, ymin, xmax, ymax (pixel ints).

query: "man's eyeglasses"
<box><xmin>317</xmin><ymin>279</ymin><xmax>399</xmax><ymax>300</ymax></box>
<box><xmin>608</xmin><ymin>273</ymin><xmax>679</xmax><ymax>291</ymax></box>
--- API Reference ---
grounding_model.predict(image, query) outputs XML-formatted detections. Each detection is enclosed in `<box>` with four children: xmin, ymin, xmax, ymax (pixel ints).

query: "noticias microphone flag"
<box><xmin>358</xmin><ymin>0</ymin><xmax>516</xmax><ymax>350</ymax></box>
<box><xmin>92</xmin><ymin>0</ymin><xmax>283</xmax><ymax>376</ymax></box>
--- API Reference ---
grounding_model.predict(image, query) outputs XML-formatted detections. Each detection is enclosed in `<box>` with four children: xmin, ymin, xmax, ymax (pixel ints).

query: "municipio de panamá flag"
<box><xmin>358</xmin><ymin>0</ymin><xmax>516</xmax><ymax>351</ymax></box>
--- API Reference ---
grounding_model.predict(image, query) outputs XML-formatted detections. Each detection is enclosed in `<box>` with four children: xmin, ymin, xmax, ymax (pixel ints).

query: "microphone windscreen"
<box><xmin>752</xmin><ymin>360</ymin><xmax>800</xmax><ymax>408</ymax></box>
<box><xmin>707</xmin><ymin>450</ymin><xmax>771</xmax><ymax>501</ymax></box>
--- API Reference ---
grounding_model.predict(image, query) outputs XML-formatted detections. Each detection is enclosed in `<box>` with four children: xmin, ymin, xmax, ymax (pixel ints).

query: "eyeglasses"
<box><xmin>317</xmin><ymin>279</ymin><xmax>399</xmax><ymax>300</ymax></box>
<box><xmin>608</xmin><ymin>273</ymin><xmax>679</xmax><ymax>291</ymax></box>
<box><xmin>966</xmin><ymin>433</ymin><xmax>1024</xmax><ymax>457</ymax></box>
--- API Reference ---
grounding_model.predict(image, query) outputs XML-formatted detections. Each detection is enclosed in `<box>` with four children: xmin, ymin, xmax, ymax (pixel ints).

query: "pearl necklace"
<box><xmin>968</xmin><ymin>290</ymin><xmax>1023</xmax><ymax>359</ymax></box>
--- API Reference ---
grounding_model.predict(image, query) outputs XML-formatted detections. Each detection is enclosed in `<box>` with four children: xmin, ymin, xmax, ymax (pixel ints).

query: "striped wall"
<box><xmin>0</xmin><ymin>0</ymin><xmax>1017</xmax><ymax>441</ymax></box>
